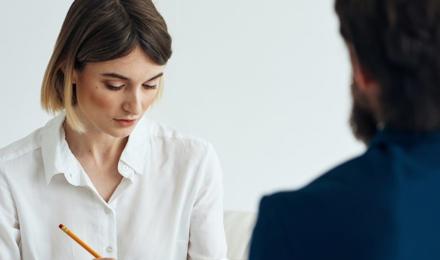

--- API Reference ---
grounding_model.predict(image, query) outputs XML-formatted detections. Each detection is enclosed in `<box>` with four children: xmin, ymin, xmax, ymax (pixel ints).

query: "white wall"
<box><xmin>0</xmin><ymin>0</ymin><xmax>364</xmax><ymax>212</ymax></box>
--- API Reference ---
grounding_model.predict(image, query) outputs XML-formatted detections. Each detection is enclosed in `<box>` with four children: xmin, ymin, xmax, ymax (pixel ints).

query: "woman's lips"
<box><xmin>114</xmin><ymin>118</ymin><xmax>137</xmax><ymax>127</ymax></box>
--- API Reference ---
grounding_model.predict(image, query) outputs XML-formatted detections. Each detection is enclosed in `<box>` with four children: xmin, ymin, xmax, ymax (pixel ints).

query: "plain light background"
<box><xmin>0</xmin><ymin>0</ymin><xmax>364</xmax><ymax>211</ymax></box>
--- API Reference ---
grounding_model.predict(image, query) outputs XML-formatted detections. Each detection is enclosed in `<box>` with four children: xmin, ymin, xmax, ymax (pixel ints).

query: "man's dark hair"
<box><xmin>335</xmin><ymin>0</ymin><xmax>440</xmax><ymax>142</ymax></box>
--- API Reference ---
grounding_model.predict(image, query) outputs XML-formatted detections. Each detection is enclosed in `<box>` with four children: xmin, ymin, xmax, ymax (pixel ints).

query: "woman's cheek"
<box><xmin>90</xmin><ymin>89</ymin><xmax>119</xmax><ymax>110</ymax></box>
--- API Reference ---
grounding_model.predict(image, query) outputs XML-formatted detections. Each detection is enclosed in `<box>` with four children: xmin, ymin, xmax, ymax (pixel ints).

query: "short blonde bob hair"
<box><xmin>41</xmin><ymin>0</ymin><xmax>172</xmax><ymax>132</ymax></box>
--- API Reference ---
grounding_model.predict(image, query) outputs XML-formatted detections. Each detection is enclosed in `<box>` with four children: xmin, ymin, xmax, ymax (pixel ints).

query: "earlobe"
<box><xmin>349</xmin><ymin>46</ymin><xmax>366</xmax><ymax>91</ymax></box>
<box><xmin>348</xmin><ymin>46</ymin><xmax>378</xmax><ymax>95</ymax></box>
<box><xmin>72</xmin><ymin>69</ymin><xmax>79</xmax><ymax>85</ymax></box>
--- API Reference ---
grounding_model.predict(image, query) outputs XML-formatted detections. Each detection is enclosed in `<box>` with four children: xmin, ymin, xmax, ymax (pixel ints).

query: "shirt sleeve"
<box><xmin>0</xmin><ymin>166</ymin><xmax>21</xmax><ymax>259</ymax></box>
<box><xmin>188</xmin><ymin>144</ymin><xmax>228</xmax><ymax>260</ymax></box>
<box><xmin>248</xmin><ymin>195</ymin><xmax>292</xmax><ymax>260</ymax></box>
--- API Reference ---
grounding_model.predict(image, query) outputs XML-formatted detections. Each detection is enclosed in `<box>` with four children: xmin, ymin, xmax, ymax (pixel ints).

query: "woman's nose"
<box><xmin>122</xmin><ymin>89</ymin><xmax>142</xmax><ymax>115</ymax></box>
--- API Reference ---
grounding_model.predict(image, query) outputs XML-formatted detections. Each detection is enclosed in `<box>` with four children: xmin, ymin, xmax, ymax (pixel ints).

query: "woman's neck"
<box><xmin>63</xmin><ymin>121</ymin><xmax>128</xmax><ymax>166</ymax></box>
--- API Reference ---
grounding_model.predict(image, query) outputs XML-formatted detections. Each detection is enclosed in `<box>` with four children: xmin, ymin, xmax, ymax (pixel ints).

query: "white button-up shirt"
<box><xmin>0</xmin><ymin>113</ymin><xmax>227</xmax><ymax>260</ymax></box>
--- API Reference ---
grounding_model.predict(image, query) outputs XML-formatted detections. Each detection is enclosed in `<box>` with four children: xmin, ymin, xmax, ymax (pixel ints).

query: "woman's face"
<box><xmin>73</xmin><ymin>46</ymin><xmax>165</xmax><ymax>138</ymax></box>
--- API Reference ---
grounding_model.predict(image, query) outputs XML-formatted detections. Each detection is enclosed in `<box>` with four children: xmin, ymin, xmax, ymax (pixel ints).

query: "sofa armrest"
<box><xmin>224</xmin><ymin>211</ymin><xmax>256</xmax><ymax>260</ymax></box>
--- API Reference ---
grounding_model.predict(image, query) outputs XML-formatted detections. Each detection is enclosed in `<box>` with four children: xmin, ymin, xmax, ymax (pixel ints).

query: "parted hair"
<box><xmin>41</xmin><ymin>0</ymin><xmax>172</xmax><ymax>132</ymax></box>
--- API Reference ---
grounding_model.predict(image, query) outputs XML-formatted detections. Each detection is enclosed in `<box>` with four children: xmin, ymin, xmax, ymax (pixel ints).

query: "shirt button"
<box><xmin>105</xmin><ymin>208</ymin><xmax>112</xmax><ymax>215</ymax></box>
<box><xmin>106</xmin><ymin>246</ymin><xmax>113</xmax><ymax>253</ymax></box>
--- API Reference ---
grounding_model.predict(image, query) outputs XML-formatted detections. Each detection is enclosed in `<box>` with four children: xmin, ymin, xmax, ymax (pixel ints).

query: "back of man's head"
<box><xmin>336</xmin><ymin>0</ymin><xmax>440</xmax><ymax>142</ymax></box>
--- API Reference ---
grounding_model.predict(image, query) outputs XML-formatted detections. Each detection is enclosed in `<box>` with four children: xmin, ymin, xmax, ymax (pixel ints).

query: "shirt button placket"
<box><xmin>105</xmin><ymin>205</ymin><xmax>117</xmax><ymax>257</ymax></box>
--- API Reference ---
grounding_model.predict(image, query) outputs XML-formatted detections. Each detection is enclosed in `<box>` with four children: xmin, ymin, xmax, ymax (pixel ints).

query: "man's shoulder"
<box><xmin>308</xmin><ymin>148</ymin><xmax>388</xmax><ymax>192</ymax></box>
<box><xmin>259</xmin><ymin>151</ymin><xmax>386</xmax><ymax>217</ymax></box>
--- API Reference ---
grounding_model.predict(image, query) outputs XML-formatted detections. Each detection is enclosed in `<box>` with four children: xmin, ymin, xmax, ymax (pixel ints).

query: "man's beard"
<box><xmin>350</xmin><ymin>81</ymin><xmax>379</xmax><ymax>144</ymax></box>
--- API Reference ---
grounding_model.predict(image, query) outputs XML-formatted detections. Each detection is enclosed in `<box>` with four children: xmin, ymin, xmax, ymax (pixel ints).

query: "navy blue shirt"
<box><xmin>249</xmin><ymin>130</ymin><xmax>440</xmax><ymax>260</ymax></box>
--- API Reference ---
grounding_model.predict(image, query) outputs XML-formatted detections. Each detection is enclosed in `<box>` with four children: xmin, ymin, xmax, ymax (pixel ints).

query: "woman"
<box><xmin>0</xmin><ymin>0</ymin><xmax>227</xmax><ymax>259</ymax></box>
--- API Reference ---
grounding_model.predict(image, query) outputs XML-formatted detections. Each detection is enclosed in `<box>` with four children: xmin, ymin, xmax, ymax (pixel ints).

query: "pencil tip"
<box><xmin>59</xmin><ymin>224</ymin><xmax>64</xmax><ymax>229</ymax></box>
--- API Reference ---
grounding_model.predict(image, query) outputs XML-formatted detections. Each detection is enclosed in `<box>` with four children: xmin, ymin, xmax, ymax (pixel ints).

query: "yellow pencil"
<box><xmin>59</xmin><ymin>224</ymin><xmax>103</xmax><ymax>258</ymax></box>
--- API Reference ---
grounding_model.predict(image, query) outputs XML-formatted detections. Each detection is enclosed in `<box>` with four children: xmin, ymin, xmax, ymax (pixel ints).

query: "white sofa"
<box><xmin>224</xmin><ymin>211</ymin><xmax>256</xmax><ymax>260</ymax></box>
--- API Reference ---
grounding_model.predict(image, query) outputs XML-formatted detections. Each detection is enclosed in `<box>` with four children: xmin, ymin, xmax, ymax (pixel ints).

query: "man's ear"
<box><xmin>348</xmin><ymin>45</ymin><xmax>379</xmax><ymax>96</ymax></box>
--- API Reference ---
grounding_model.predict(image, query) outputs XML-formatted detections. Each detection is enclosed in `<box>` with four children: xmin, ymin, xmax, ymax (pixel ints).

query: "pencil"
<box><xmin>58</xmin><ymin>224</ymin><xmax>103</xmax><ymax>258</ymax></box>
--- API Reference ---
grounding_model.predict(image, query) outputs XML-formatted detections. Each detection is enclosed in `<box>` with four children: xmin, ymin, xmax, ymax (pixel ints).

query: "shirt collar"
<box><xmin>40</xmin><ymin>112</ymin><xmax>152</xmax><ymax>185</ymax></box>
<box><xmin>369</xmin><ymin>128</ymin><xmax>440</xmax><ymax>148</ymax></box>
<box><xmin>118</xmin><ymin>115</ymin><xmax>152</xmax><ymax>178</ymax></box>
<box><xmin>40</xmin><ymin>112</ymin><xmax>80</xmax><ymax>185</ymax></box>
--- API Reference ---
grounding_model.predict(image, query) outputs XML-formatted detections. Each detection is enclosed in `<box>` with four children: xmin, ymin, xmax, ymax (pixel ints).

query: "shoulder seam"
<box><xmin>0</xmin><ymin>145</ymin><xmax>40</xmax><ymax>163</ymax></box>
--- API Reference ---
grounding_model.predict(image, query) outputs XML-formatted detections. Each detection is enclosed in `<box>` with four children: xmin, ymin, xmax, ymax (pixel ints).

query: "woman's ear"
<box><xmin>72</xmin><ymin>69</ymin><xmax>78</xmax><ymax>85</ymax></box>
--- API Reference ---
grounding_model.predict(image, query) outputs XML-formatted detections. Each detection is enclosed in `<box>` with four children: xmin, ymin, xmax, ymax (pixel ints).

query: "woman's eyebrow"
<box><xmin>100</xmin><ymin>72</ymin><xmax>164</xmax><ymax>82</ymax></box>
<box><xmin>101</xmin><ymin>73</ymin><xmax>129</xmax><ymax>80</ymax></box>
<box><xmin>146</xmin><ymin>72</ymin><xmax>164</xmax><ymax>82</ymax></box>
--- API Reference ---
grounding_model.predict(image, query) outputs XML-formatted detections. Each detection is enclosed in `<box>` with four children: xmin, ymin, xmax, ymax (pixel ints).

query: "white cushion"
<box><xmin>224</xmin><ymin>211</ymin><xmax>256</xmax><ymax>260</ymax></box>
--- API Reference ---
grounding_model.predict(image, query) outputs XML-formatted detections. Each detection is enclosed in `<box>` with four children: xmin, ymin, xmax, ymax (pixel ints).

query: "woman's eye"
<box><xmin>143</xmin><ymin>84</ymin><xmax>158</xmax><ymax>89</ymax></box>
<box><xmin>105</xmin><ymin>84</ymin><xmax>125</xmax><ymax>90</ymax></box>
